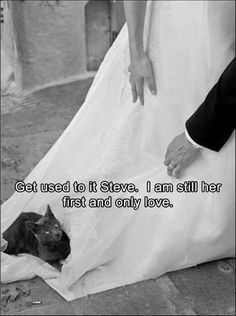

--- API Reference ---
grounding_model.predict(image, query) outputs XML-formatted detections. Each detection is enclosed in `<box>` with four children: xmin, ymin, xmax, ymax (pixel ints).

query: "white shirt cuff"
<box><xmin>185</xmin><ymin>128</ymin><xmax>204</xmax><ymax>149</ymax></box>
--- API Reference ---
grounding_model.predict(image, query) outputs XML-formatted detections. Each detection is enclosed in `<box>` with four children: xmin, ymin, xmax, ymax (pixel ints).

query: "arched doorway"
<box><xmin>85</xmin><ymin>0</ymin><xmax>111</xmax><ymax>71</ymax></box>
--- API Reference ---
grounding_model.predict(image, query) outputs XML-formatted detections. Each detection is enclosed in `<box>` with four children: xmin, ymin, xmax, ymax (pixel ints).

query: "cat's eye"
<box><xmin>54</xmin><ymin>224</ymin><xmax>58</xmax><ymax>228</ymax></box>
<box><xmin>45</xmin><ymin>231</ymin><xmax>50</xmax><ymax>234</ymax></box>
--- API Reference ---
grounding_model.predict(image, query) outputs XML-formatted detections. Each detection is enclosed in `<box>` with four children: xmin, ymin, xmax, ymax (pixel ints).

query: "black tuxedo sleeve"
<box><xmin>186</xmin><ymin>58</ymin><xmax>236</xmax><ymax>152</ymax></box>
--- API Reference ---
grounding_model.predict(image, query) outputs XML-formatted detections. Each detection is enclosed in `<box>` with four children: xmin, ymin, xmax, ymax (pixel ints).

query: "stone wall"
<box><xmin>11</xmin><ymin>0</ymin><xmax>87</xmax><ymax>92</ymax></box>
<box><xmin>3</xmin><ymin>0</ymin><xmax>125</xmax><ymax>94</ymax></box>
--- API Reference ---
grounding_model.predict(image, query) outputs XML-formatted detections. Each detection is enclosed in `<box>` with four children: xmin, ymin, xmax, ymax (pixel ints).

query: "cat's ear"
<box><xmin>45</xmin><ymin>204</ymin><xmax>54</xmax><ymax>218</ymax></box>
<box><xmin>25</xmin><ymin>221</ymin><xmax>40</xmax><ymax>233</ymax></box>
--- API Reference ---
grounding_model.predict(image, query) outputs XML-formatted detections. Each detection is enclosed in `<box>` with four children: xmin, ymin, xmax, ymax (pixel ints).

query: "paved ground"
<box><xmin>1</xmin><ymin>79</ymin><xmax>235</xmax><ymax>315</ymax></box>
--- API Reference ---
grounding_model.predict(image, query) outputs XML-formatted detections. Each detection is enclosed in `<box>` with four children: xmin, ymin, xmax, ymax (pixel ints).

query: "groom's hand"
<box><xmin>164</xmin><ymin>132</ymin><xmax>200</xmax><ymax>178</ymax></box>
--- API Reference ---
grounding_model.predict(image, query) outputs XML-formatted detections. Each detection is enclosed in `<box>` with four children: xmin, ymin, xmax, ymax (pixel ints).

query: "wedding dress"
<box><xmin>1</xmin><ymin>1</ymin><xmax>235</xmax><ymax>301</ymax></box>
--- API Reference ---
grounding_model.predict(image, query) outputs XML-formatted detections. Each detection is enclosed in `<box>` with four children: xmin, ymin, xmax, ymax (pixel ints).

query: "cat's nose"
<box><xmin>55</xmin><ymin>232</ymin><xmax>61</xmax><ymax>239</ymax></box>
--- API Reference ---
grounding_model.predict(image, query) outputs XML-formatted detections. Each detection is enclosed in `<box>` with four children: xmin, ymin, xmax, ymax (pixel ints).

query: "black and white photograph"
<box><xmin>1</xmin><ymin>0</ymin><xmax>235</xmax><ymax>315</ymax></box>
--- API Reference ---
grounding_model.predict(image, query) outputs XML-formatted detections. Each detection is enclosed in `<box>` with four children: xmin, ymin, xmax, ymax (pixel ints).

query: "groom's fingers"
<box><xmin>164</xmin><ymin>155</ymin><xmax>172</xmax><ymax>166</ymax></box>
<box><xmin>164</xmin><ymin>146</ymin><xmax>171</xmax><ymax>164</ymax></box>
<box><xmin>167</xmin><ymin>161</ymin><xmax>178</xmax><ymax>176</ymax></box>
<box><xmin>164</xmin><ymin>148</ymin><xmax>173</xmax><ymax>166</ymax></box>
<box><xmin>171</xmin><ymin>154</ymin><xmax>189</xmax><ymax>178</ymax></box>
<box><xmin>172</xmin><ymin>164</ymin><xmax>183</xmax><ymax>178</ymax></box>
<box><xmin>167</xmin><ymin>165</ymin><xmax>174</xmax><ymax>176</ymax></box>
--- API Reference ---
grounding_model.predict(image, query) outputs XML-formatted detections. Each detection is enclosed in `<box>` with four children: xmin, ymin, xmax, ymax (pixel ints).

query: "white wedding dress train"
<box><xmin>1</xmin><ymin>1</ymin><xmax>235</xmax><ymax>300</ymax></box>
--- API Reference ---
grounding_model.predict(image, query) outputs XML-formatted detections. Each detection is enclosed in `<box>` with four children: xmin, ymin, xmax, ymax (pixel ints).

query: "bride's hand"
<box><xmin>128</xmin><ymin>53</ymin><xmax>156</xmax><ymax>105</ymax></box>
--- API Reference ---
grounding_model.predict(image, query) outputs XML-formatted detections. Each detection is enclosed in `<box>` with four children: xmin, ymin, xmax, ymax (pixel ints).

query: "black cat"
<box><xmin>3</xmin><ymin>205</ymin><xmax>70</xmax><ymax>263</ymax></box>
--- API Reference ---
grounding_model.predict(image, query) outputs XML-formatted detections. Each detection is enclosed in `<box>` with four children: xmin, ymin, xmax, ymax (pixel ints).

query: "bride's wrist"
<box><xmin>129</xmin><ymin>41</ymin><xmax>145</xmax><ymax>59</ymax></box>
